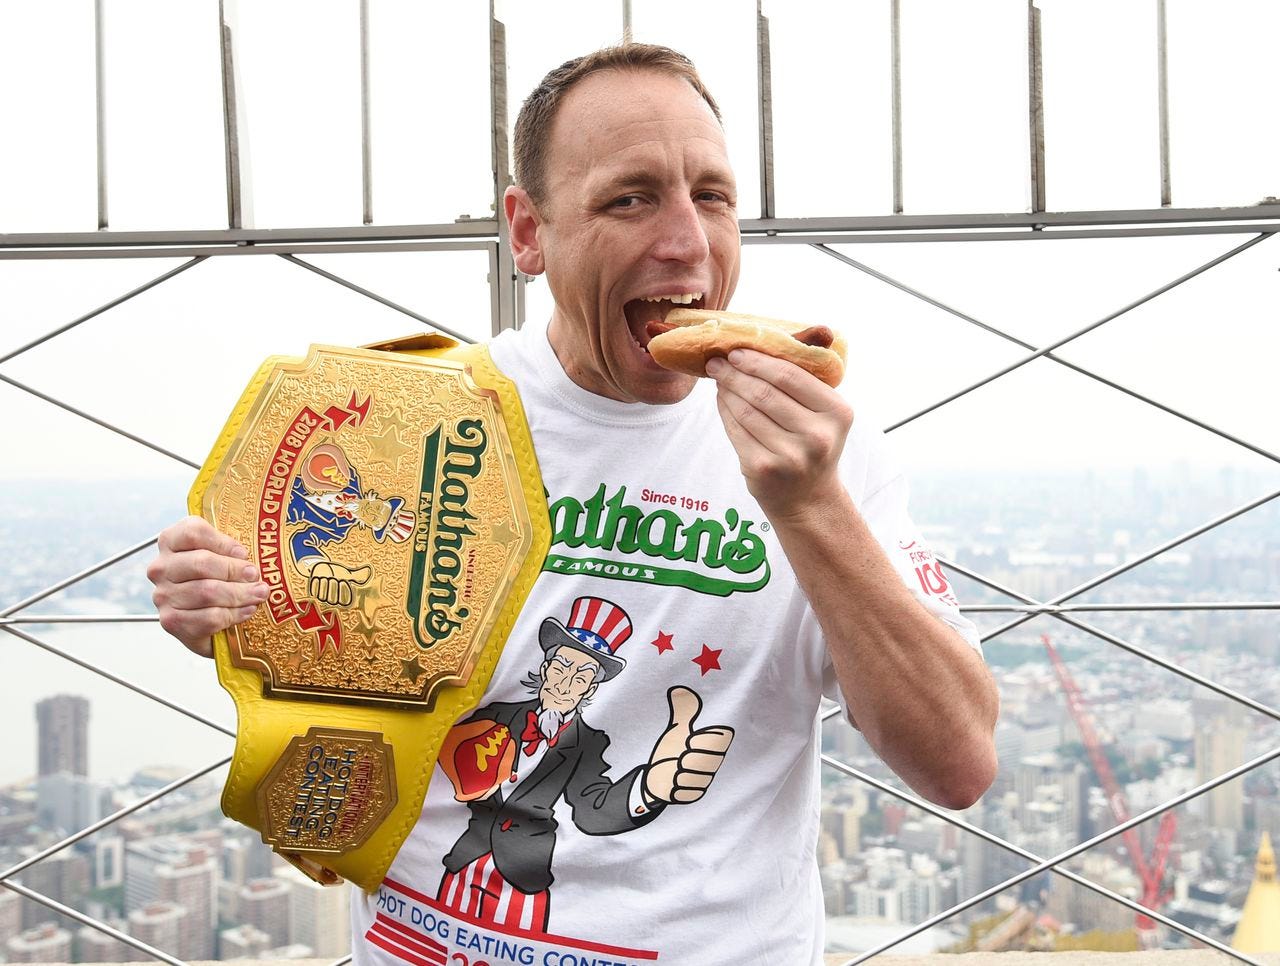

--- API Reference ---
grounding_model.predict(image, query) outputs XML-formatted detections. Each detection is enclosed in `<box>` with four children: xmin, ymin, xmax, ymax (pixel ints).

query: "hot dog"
<box><xmin>645</xmin><ymin>308</ymin><xmax>847</xmax><ymax>387</ymax></box>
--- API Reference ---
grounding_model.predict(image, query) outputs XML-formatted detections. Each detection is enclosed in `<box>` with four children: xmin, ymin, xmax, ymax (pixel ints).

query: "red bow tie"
<box><xmin>521</xmin><ymin>709</ymin><xmax>569</xmax><ymax>756</ymax></box>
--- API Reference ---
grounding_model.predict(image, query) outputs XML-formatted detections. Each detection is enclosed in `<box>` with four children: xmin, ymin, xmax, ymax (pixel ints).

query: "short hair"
<box><xmin>512</xmin><ymin>43</ymin><xmax>723</xmax><ymax>205</ymax></box>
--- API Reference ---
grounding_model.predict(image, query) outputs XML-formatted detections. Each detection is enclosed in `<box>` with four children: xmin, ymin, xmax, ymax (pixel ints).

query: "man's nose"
<box><xmin>651</xmin><ymin>197</ymin><xmax>711</xmax><ymax>265</ymax></box>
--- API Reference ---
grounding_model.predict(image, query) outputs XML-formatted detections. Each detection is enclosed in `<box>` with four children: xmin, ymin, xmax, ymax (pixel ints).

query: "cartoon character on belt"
<box><xmin>287</xmin><ymin>442</ymin><xmax>415</xmax><ymax>606</ymax></box>
<box><xmin>435</xmin><ymin>596</ymin><xmax>734</xmax><ymax>933</ymax></box>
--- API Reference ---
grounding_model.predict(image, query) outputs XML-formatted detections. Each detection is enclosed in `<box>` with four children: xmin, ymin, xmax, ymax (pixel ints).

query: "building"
<box><xmin>128</xmin><ymin>902</ymin><xmax>189</xmax><ymax>958</ymax></box>
<box><xmin>1194</xmin><ymin>697</ymin><xmax>1247</xmax><ymax>833</ymax></box>
<box><xmin>124</xmin><ymin>837</ymin><xmax>218</xmax><ymax>960</ymax></box>
<box><xmin>36</xmin><ymin>694</ymin><xmax>89</xmax><ymax>777</ymax></box>
<box><xmin>220</xmin><ymin>924</ymin><xmax>273</xmax><ymax>959</ymax></box>
<box><xmin>18</xmin><ymin>849</ymin><xmax>91</xmax><ymax>930</ymax></box>
<box><xmin>6</xmin><ymin>923</ymin><xmax>73</xmax><ymax>963</ymax></box>
<box><xmin>0</xmin><ymin>888</ymin><xmax>22</xmax><ymax>941</ymax></box>
<box><xmin>77</xmin><ymin>921</ymin><xmax>136</xmax><ymax>963</ymax></box>
<box><xmin>282</xmin><ymin>868</ymin><xmax>352</xmax><ymax>957</ymax></box>
<box><xmin>1233</xmin><ymin>832</ymin><xmax>1280</xmax><ymax>952</ymax></box>
<box><xmin>239</xmin><ymin>875</ymin><xmax>293</xmax><ymax>949</ymax></box>
<box><xmin>35</xmin><ymin>771</ymin><xmax>113</xmax><ymax>835</ymax></box>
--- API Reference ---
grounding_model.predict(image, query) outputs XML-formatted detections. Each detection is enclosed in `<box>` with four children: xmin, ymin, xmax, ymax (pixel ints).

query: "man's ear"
<box><xmin>505</xmin><ymin>185</ymin><xmax>545</xmax><ymax>277</ymax></box>
<box><xmin>584</xmin><ymin>683</ymin><xmax>598</xmax><ymax>703</ymax></box>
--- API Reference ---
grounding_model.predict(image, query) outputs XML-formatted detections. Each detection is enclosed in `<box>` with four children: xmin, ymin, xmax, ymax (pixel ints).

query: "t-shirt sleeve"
<box><xmin>818</xmin><ymin>464</ymin><xmax>983</xmax><ymax>715</ymax></box>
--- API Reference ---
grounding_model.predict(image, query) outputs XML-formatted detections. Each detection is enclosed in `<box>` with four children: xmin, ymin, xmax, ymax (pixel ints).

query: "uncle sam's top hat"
<box><xmin>538</xmin><ymin>596</ymin><xmax>631</xmax><ymax>680</ymax></box>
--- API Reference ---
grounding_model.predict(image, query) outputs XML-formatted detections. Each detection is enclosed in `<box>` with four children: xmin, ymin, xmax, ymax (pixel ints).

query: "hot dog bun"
<box><xmin>646</xmin><ymin>308</ymin><xmax>847</xmax><ymax>388</ymax></box>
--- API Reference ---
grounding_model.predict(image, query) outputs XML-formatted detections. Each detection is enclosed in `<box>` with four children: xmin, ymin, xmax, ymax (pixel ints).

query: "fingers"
<box><xmin>707</xmin><ymin>353</ymin><xmax>813</xmax><ymax>436</ymax></box>
<box><xmin>149</xmin><ymin>516</ymin><xmax>262</xmax><ymax>658</ymax></box>
<box><xmin>665</xmin><ymin>685</ymin><xmax>703</xmax><ymax>732</ymax></box>
<box><xmin>308</xmin><ymin>575</ymin><xmax>351</xmax><ymax>607</ymax></box>
<box><xmin>159</xmin><ymin>516</ymin><xmax>250</xmax><ymax>560</ymax></box>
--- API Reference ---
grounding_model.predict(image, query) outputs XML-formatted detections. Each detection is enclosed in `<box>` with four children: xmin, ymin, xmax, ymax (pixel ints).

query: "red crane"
<box><xmin>1041</xmin><ymin>633</ymin><xmax>1176</xmax><ymax>931</ymax></box>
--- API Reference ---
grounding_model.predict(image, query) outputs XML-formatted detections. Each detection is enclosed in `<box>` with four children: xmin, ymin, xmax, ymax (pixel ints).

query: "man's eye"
<box><xmin>611</xmin><ymin>195</ymin><xmax>641</xmax><ymax>209</ymax></box>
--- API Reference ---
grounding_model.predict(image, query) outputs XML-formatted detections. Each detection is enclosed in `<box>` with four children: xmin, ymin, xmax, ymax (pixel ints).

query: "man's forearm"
<box><xmin>770</xmin><ymin>487</ymin><xmax>999</xmax><ymax>810</ymax></box>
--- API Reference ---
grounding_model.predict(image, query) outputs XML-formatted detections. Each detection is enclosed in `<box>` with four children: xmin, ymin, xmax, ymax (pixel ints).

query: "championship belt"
<box><xmin>188</xmin><ymin>336</ymin><xmax>549</xmax><ymax>891</ymax></box>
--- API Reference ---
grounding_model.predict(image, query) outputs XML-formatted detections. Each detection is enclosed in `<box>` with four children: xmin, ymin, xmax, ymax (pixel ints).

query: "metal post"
<box><xmin>360</xmin><ymin>0</ymin><xmax>373</xmax><ymax>225</ymax></box>
<box><xmin>218</xmin><ymin>0</ymin><xmax>244</xmax><ymax>229</ymax></box>
<box><xmin>1028</xmin><ymin>1</ymin><xmax>1046</xmax><ymax>214</ymax></box>
<box><xmin>1157</xmin><ymin>0</ymin><xmax>1172</xmax><ymax>207</ymax></box>
<box><xmin>94</xmin><ymin>0</ymin><xmax>108</xmax><ymax>229</ymax></box>
<box><xmin>757</xmin><ymin>1</ymin><xmax>775</xmax><ymax>220</ymax></box>
<box><xmin>489</xmin><ymin>1</ymin><xmax>522</xmax><ymax>333</ymax></box>
<box><xmin>622</xmin><ymin>0</ymin><xmax>633</xmax><ymax>43</ymax></box>
<box><xmin>890</xmin><ymin>0</ymin><xmax>903</xmax><ymax>214</ymax></box>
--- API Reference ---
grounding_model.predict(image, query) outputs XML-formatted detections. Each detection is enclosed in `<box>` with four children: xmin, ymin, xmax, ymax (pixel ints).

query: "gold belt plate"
<box><xmin>201</xmin><ymin>344</ymin><xmax>535</xmax><ymax>708</ymax></box>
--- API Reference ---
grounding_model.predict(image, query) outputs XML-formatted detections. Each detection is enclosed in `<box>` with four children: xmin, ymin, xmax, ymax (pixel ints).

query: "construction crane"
<box><xmin>1041</xmin><ymin>633</ymin><xmax>1176</xmax><ymax>933</ymax></box>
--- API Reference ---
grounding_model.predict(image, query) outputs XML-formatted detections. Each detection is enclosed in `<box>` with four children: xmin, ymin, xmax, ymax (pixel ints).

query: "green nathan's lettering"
<box><xmin>407</xmin><ymin>419</ymin><xmax>489</xmax><ymax>647</ymax></box>
<box><xmin>546</xmin><ymin>484</ymin><xmax>770</xmax><ymax>595</ymax></box>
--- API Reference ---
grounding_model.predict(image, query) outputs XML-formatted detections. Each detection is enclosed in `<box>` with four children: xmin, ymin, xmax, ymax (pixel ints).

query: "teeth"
<box><xmin>640</xmin><ymin>292</ymin><xmax>703</xmax><ymax>304</ymax></box>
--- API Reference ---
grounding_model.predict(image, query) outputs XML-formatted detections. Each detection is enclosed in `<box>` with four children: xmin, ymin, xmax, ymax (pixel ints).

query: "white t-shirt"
<box><xmin>351</xmin><ymin>320</ymin><xmax>979</xmax><ymax>966</ymax></box>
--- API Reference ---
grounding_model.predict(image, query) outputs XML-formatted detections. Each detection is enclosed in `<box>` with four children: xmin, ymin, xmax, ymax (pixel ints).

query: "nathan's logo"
<box><xmin>544</xmin><ymin>484</ymin><xmax>771</xmax><ymax>596</ymax></box>
<box><xmin>407</xmin><ymin>419</ymin><xmax>488</xmax><ymax>647</ymax></box>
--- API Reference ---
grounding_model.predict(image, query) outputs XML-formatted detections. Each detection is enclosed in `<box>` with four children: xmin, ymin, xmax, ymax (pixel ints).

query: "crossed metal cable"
<box><xmin>2</xmin><ymin>234</ymin><xmax>1277</xmax><ymax>962</ymax></box>
<box><xmin>814</xmin><ymin>232</ymin><xmax>1280</xmax><ymax>962</ymax></box>
<box><xmin>0</xmin><ymin>252</ymin><xmax>467</xmax><ymax>964</ymax></box>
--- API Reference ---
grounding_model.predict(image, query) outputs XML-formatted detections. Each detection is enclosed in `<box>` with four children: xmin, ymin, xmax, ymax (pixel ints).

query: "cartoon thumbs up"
<box><xmin>643</xmin><ymin>686</ymin><xmax>734</xmax><ymax>806</ymax></box>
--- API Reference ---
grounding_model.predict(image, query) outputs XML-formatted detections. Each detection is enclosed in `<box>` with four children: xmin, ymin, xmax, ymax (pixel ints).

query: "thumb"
<box><xmin>348</xmin><ymin>565</ymin><xmax>373</xmax><ymax>584</ymax></box>
<box><xmin>664</xmin><ymin>686</ymin><xmax>702</xmax><ymax>735</ymax></box>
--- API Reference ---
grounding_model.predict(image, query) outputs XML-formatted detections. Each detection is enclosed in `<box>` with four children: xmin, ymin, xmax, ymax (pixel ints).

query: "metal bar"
<box><xmin>0</xmin><ymin>535</ymin><xmax>158</xmax><ymax>618</ymax></box>
<box><xmin>0</xmin><ymin>614</ymin><xmax>159</xmax><ymax>623</ymax></box>
<box><xmin>489</xmin><ymin>1</ymin><xmax>521</xmax><ymax>333</ymax></box>
<box><xmin>820</xmin><ymin>755</ymin><xmax>1266</xmax><ymax>966</ymax></box>
<box><xmin>278</xmin><ymin>254</ymin><xmax>475</xmax><ymax>343</ymax></box>
<box><xmin>884</xmin><ymin>232</ymin><xmax>1272</xmax><ymax>432</ymax></box>
<box><xmin>2</xmin><ymin>880</ymin><xmax>189</xmax><ymax>966</ymax></box>
<box><xmin>744</xmin><ymin>222</ymin><xmax>1280</xmax><ymax>244</ymax></box>
<box><xmin>622</xmin><ymin>0</ymin><xmax>633</xmax><ymax>43</ymax></box>
<box><xmin>0</xmin><ymin>257</ymin><xmax>205</xmax><ymax>365</ymax></box>
<box><xmin>1028</xmin><ymin>1</ymin><xmax>1046</xmax><ymax>214</ymax></box>
<box><xmin>10</xmin><ymin>224</ymin><xmax>1280</xmax><ymax>262</ymax></box>
<box><xmin>843</xmin><ymin>741</ymin><xmax>1280</xmax><ymax>962</ymax></box>
<box><xmin>218</xmin><ymin>0</ymin><xmax>243</xmax><ymax>229</ymax></box>
<box><xmin>9</xmin><ymin>206</ymin><xmax>1280</xmax><ymax>251</ymax></box>
<box><xmin>360</xmin><ymin>0</ymin><xmax>373</xmax><ymax>225</ymax></box>
<box><xmin>961</xmin><ymin>601</ymin><xmax>1280</xmax><ymax>613</ymax></box>
<box><xmin>890</xmin><ymin>0</ymin><xmax>903</xmax><ymax>214</ymax></box>
<box><xmin>943</xmin><ymin>558</ymin><xmax>1280</xmax><ymax>726</ymax></box>
<box><xmin>0</xmin><ymin>372</ymin><xmax>200</xmax><ymax>469</ymax></box>
<box><xmin>2</xmin><ymin>624</ymin><xmax>236</xmax><ymax>737</ymax></box>
<box><xmin>1</xmin><ymin>756</ymin><xmax>231</xmax><ymax>883</ymax></box>
<box><xmin>812</xmin><ymin>243</ymin><xmax>1280</xmax><ymax>465</ymax></box>
<box><xmin>1157</xmin><ymin>0</ymin><xmax>1172</xmax><ymax>207</ymax></box>
<box><xmin>94</xmin><ymin>0</ymin><xmax>108</xmax><ymax>229</ymax></box>
<box><xmin>0</xmin><ymin>240</ymin><xmax>497</xmax><ymax>261</ymax></box>
<box><xmin>756</xmin><ymin>0</ymin><xmax>776</xmax><ymax>220</ymax></box>
<box><xmin>981</xmin><ymin>483</ymin><xmax>1280</xmax><ymax>644</ymax></box>
<box><xmin>0</xmin><ymin>221</ymin><xmax>499</xmax><ymax>249</ymax></box>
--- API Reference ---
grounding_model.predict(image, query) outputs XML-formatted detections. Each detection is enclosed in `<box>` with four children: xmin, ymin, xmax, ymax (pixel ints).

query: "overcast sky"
<box><xmin>1</xmin><ymin>0</ymin><xmax>1278</xmax><ymax>481</ymax></box>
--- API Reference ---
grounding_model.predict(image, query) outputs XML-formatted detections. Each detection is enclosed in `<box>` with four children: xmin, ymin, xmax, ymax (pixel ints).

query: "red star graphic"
<box><xmin>692</xmin><ymin>644</ymin><xmax>723</xmax><ymax>676</ymax></box>
<box><xmin>651</xmin><ymin>631</ymin><xmax>675</xmax><ymax>655</ymax></box>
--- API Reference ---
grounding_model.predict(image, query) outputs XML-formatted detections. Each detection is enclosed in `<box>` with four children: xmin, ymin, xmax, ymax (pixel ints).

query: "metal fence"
<box><xmin>3</xmin><ymin>2</ymin><xmax>1279</xmax><ymax>964</ymax></box>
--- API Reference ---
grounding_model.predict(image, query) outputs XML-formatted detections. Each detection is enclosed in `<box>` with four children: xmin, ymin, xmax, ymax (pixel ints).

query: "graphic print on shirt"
<box><xmin>898</xmin><ymin>539</ymin><xmax>960</xmax><ymax>610</ymax></box>
<box><xmin>366</xmin><ymin>596</ymin><xmax>735</xmax><ymax>962</ymax></box>
<box><xmin>543</xmin><ymin>483</ymin><xmax>772</xmax><ymax>596</ymax></box>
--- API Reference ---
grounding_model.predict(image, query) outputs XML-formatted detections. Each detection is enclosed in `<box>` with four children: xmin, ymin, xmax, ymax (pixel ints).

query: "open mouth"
<box><xmin>623</xmin><ymin>293</ymin><xmax>706</xmax><ymax>353</ymax></box>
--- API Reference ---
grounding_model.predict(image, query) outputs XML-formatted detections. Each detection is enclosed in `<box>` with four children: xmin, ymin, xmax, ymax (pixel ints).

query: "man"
<box><xmin>151</xmin><ymin>44</ymin><xmax>997</xmax><ymax>964</ymax></box>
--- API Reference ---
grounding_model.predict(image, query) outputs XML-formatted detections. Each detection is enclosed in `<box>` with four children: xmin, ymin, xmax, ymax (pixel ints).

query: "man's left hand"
<box><xmin>707</xmin><ymin>349</ymin><xmax>853</xmax><ymax>521</ymax></box>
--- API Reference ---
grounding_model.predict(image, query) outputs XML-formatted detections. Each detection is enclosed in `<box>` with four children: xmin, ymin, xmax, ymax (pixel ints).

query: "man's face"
<box><xmin>514</xmin><ymin>69</ymin><xmax>741</xmax><ymax>405</ymax></box>
<box><xmin>540</xmin><ymin>646</ymin><xmax>602</xmax><ymax>713</ymax></box>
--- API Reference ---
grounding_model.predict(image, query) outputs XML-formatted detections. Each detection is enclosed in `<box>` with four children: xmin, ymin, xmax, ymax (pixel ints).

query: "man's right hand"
<box><xmin>147</xmin><ymin>516</ymin><xmax>269</xmax><ymax>658</ymax></box>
